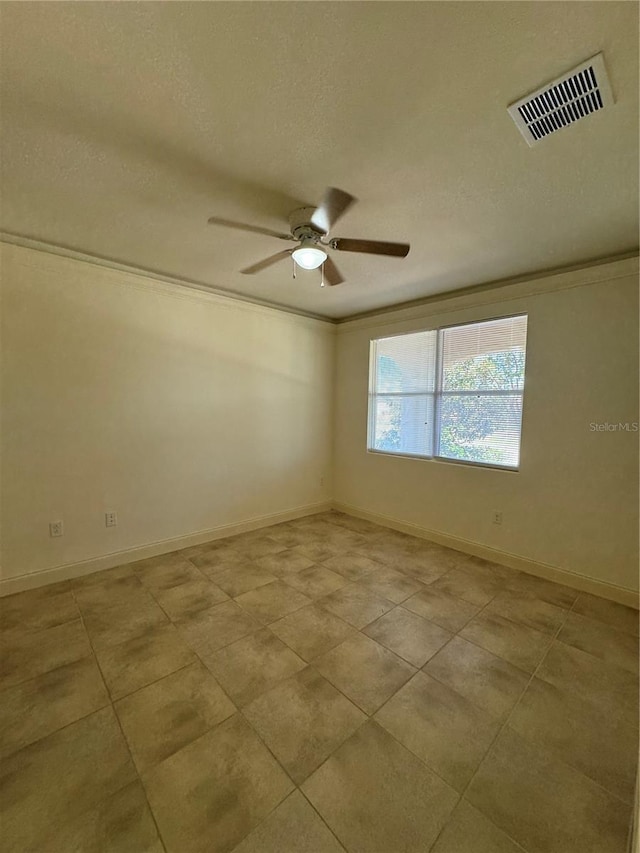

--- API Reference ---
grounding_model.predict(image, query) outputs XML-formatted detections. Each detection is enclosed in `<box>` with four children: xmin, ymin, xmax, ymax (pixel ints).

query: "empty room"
<box><xmin>0</xmin><ymin>3</ymin><xmax>638</xmax><ymax>852</ymax></box>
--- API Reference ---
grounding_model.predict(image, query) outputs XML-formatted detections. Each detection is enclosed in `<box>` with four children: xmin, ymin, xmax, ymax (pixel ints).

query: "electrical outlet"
<box><xmin>105</xmin><ymin>512</ymin><xmax>117</xmax><ymax>528</ymax></box>
<box><xmin>49</xmin><ymin>520</ymin><xmax>64</xmax><ymax>538</ymax></box>
<box><xmin>493</xmin><ymin>511</ymin><xmax>503</xmax><ymax>525</ymax></box>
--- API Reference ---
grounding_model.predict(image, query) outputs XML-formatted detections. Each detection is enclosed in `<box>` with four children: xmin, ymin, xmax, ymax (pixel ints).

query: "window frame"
<box><xmin>367</xmin><ymin>313</ymin><xmax>528</xmax><ymax>472</ymax></box>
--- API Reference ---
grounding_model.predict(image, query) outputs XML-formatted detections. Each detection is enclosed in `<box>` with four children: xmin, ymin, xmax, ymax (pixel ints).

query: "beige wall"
<box><xmin>334</xmin><ymin>259</ymin><xmax>639</xmax><ymax>595</ymax></box>
<box><xmin>2</xmin><ymin>245</ymin><xmax>638</xmax><ymax>599</ymax></box>
<box><xmin>0</xmin><ymin>244</ymin><xmax>334</xmax><ymax>588</ymax></box>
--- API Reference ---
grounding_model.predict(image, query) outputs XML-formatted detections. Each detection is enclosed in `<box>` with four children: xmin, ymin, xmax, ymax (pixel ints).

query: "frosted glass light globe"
<box><xmin>292</xmin><ymin>239</ymin><xmax>327</xmax><ymax>270</ymax></box>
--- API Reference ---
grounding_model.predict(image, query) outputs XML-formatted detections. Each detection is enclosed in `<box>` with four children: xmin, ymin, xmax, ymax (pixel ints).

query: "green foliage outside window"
<box><xmin>375</xmin><ymin>350</ymin><xmax>525</xmax><ymax>464</ymax></box>
<box><xmin>439</xmin><ymin>350</ymin><xmax>525</xmax><ymax>464</ymax></box>
<box><xmin>375</xmin><ymin>356</ymin><xmax>403</xmax><ymax>451</ymax></box>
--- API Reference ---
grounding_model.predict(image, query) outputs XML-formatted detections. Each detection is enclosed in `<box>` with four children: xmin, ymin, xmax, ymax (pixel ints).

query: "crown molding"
<box><xmin>0</xmin><ymin>233</ymin><xmax>335</xmax><ymax>330</ymax></box>
<box><xmin>2</xmin><ymin>233</ymin><xmax>637</xmax><ymax>334</ymax></box>
<box><xmin>336</xmin><ymin>252</ymin><xmax>639</xmax><ymax>333</ymax></box>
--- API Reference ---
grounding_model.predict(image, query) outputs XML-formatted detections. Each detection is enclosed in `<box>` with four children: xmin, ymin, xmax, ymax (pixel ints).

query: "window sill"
<box><xmin>366</xmin><ymin>448</ymin><xmax>520</xmax><ymax>472</ymax></box>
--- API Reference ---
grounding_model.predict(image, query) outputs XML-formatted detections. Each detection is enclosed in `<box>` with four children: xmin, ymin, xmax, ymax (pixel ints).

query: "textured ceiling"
<box><xmin>1</xmin><ymin>2</ymin><xmax>638</xmax><ymax>320</ymax></box>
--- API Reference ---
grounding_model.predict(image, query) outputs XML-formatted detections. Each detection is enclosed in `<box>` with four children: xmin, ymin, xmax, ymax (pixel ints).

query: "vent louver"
<box><xmin>508</xmin><ymin>54</ymin><xmax>614</xmax><ymax>146</ymax></box>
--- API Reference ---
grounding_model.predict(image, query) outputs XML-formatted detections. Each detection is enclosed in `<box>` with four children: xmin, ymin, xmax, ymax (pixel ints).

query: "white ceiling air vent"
<box><xmin>508</xmin><ymin>53</ymin><xmax>614</xmax><ymax>146</ymax></box>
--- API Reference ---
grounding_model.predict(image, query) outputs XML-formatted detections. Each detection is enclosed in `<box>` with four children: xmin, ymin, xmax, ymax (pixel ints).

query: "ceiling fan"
<box><xmin>207</xmin><ymin>187</ymin><xmax>410</xmax><ymax>286</ymax></box>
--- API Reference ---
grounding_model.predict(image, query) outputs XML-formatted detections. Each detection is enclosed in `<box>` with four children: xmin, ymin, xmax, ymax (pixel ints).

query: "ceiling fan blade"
<box><xmin>208</xmin><ymin>216</ymin><xmax>294</xmax><ymax>241</ymax></box>
<box><xmin>323</xmin><ymin>256</ymin><xmax>344</xmax><ymax>286</ymax></box>
<box><xmin>332</xmin><ymin>238</ymin><xmax>410</xmax><ymax>258</ymax></box>
<box><xmin>311</xmin><ymin>187</ymin><xmax>357</xmax><ymax>234</ymax></box>
<box><xmin>240</xmin><ymin>250</ymin><xmax>292</xmax><ymax>275</ymax></box>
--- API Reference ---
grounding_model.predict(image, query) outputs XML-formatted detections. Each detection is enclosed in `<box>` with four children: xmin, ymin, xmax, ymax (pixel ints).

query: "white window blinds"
<box><xmin>437</xmin><ymin>316</ymin><xmax>528</xmax><ymax>468</ymax></box>
<box><xmin>368</xmin><ymin>315</ymin><xmax>528</xmax><ymax>469</ymax></box>
<box><xmin>369</xmin><ymin>330</ymin><xmax>437</xmax><ymax>457</ymax></box>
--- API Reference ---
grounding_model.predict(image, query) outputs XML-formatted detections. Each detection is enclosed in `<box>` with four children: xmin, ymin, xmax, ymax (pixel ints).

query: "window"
<box><xmin>368</xmin><ymin>330</ymin><xmax>437</xmax><ymax>457</ymax></box>
<box><xmin>368</xmin><ymin>315</ymin><xmax>528</xmax><ymax>469</ymax></box>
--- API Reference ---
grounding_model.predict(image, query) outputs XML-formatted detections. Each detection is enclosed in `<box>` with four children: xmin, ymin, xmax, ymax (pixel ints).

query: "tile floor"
<box><xmin>1</xmin><ymin>510</ymin><xmax>638</xmax><ymax>853</ymax></box>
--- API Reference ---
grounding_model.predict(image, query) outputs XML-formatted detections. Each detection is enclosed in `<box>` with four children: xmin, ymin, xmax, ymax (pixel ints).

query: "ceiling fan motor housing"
<box><xmin>289</xmin><ymin>207</ymin><xmax>325</xmax><ymax>241</ymax></box>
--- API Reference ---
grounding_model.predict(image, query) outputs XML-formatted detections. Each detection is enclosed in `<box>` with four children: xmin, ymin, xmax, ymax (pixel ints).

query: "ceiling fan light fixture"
<box><xmin>210</xmin><ymin>187</ymin><xmax>410</xmax><ymax>285</ymax></box>
<box><xmin>292</xmin><ymin>238</ymin><xmax>327</xmax><ymax>270</ymax></box>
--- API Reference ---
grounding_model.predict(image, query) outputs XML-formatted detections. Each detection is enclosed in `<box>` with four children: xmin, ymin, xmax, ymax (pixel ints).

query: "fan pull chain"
<box><xmin>320</xmin><ymin>264</ymin><xmax>325</xmax><ymax>287</ymax></box>
<box><xmin>292</xmin><ymin>256</ymin><xmax>296</xmax><ymax>279</ymax></box>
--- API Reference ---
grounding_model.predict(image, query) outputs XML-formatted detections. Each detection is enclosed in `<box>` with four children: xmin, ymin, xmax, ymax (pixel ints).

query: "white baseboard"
<box><xmin>4</xmin><ymin>498</ymin><xmax>637</xmax><ymax>610</ymax></box>
<box><xmin>333</xmin><ymin>501</ymin><xmax>639</xmax><ymax>609</ymax></box>
<box><xmin>0</xmin><ymin>501</ymin><xmax>332</xmax><ymax>597</ymax></box>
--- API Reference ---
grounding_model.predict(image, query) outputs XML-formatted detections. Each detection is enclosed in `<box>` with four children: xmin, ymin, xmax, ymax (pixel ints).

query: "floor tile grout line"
<box><xmin>2</xmin><ymin>649</ymin><xmax>174</xmax><ymax>851</ymax></box>
<box><xmin>421</xmin><ymin>583</ymin><xmax>579</xmax><ymax>853</ymax></box>
<box><xmin>122</xmin><ymin>536</ymin><xmax>564</xmax><ymax>837</ymax></box>
<box><xmin>110</xmin><ymin>658</ymin><xmax>200</xmax><ymax>704</ymax></box>
<box><xmin>418</xmin><ymin>661</ymin><xmax>524</xmax><ymax>723</ymax></box>
<box><xmin>390</xmin><ymin>577</ymin><xmax>563</xmax><ymax>718</ymax></box>
<box><xmin>93</xmin><ymin>538</ymin><xmax>640</xmax><ymax>816</ymax></box>
<box><xmin>362</xmin><ymin>616</ymin><xmax>452</xmax><ymax>670</ymax></box>
<box><xmin>367</xmin><ymin>715</ymin><xmax>468</xmax><ymax>802</ymax></box>
<box><xmin>566</xmin><ymin>591</ymin><xmax>639</xmax><ymax>641</ymax></box>
<box><xmin>310</xmin><ymin>626</ymin><xmax>419</xmax><ymax>715</ymax></box>
<box><xmin>306</xmin><ymin>655</ymin><xmax>394</xmax><ymax>719</ymax></box>
<box><xmin>262</xmin><ymin>613</ymin><xmax>357</xmax><ymax>666</ymax></box>
<box><xmin>492</xmin><ymin>593</ymin><xmax>638</xmax><ymax>808</ymax></box>
<box><xmin>118</xmin><ymin>672</ymin><xmax>237</xmax><ymax>778</ymax></box>
<box><xmin>463</xmin><ymin>603</ymin><xmax>569</xmax><ymax>781</ymax></box>
<box><xmin>71</xmin><ymin>589</ymin><xmax>169</xmax><ymax>853</ymax></box>
<box><xmin>6</xmin><ymin>514</ymin><xmax>636</xmax><ymax>853</ymax></box>
<box><xmin>297</xmin><ymin>784</ymin><xmax>357</xmax><ymax>853</ymax></box>
<box><xmin>160</xmin><ymin>555</ymin><xmax>636</xmax><ymax>648</ymax></box>
<box><xmin>454</xmin><ymin>600</ymin><xmax>639</xmax><ymax>678</ymax></box>
<box><xmin>0</xmin><ymin>689</ymin><xmax>113</xmax><ymax>763</ymax></box>
<box><xmin>144</xmin><ymin>577</ymin><xmax>231</xmax><ymax>624</ymax></box>
<box><xmin>241</xmin><ymin>686</ymin><xmax>368</xmax><ymax>807</ymax></box>
<box><xmin>505</xmin><ymin>618</ymin><xmax>638</xmax><ymax>808</ymax></box>
<box><xmin>439</xmin><ymin>601</ymin><xmax>577</xmax><ymax>853</ymax></box>
<box><xmin>185</xmin><ymin>642</ymin><xmax>309</xmax><ymax>852</ymax></box>
<box><xmin>0</xmin><ymin>619</ymin><xmax>91</xmax><ymax>694</ymax></box>
<box><xmin>402</xmin><ymin>563</ymin><xmax>578</xmax><ymax>665</ymax></box>
<box><xmin>193</xmin><ymin>614</ymin><xmax>370</xmax><ymax>726</ymax></box>
<box><xmin>425</xmin><ymin>802</ymin><xmax>529</xmax><ymax>853</ymax></box>
<box><xmin>441</xmin><ymin>624</ymin><xmax>554</xmax><ymax>674</ymax></box>
<box><xmin>406</xmin><ymin>563</ymin><xmax>575</xmax><ymax>632</ymax></box>
<box><xmin>74</xmin><ymin>602</ymin><xmax>198</xmax><ymax>692</ymax></box>
<box><xmin>355</xmin><ymin>593</ymin><xmax>515</xmax><ymax>805</ymax></box>
<box><xmin>181</xmin><ymin>565</ymin><xmax>552</xmax><ymax>734</ymax></box>
<box><xmin>434</xmin><ymin>596</ymin><xmax>575</xmax><ymax>853</ymax></box>
<box><xmin>271</xmin><ymin>597</ymin><xmax>473</xmax><ymax>798</ymax></box>
<box><xmin>190</xmin><ymin>619</ymin><xmax>425</xmax><ymax>847</ymax></box>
